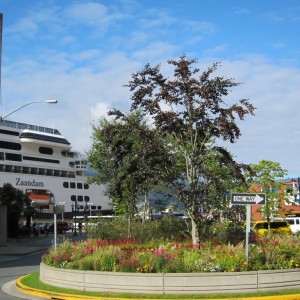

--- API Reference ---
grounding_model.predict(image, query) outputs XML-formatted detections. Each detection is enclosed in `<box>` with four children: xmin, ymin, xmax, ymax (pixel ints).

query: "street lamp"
<box><xmin>49</xmin><ymin>193</ymin><xmax>57</xmax><ymax>250</ymax></box>
<box><xmin>89</xmin><ymin>203</ymin><xmax>94</xmax><ymax>216</ymax></box>
<box><xmin>0</xmin><ymin>99</ymin><xmax>58</xmax><ymax>121</ymax></box>
<box><xmin>71</xmin><ymin>200</ymin><xmax>79</xmax><ymax>236</ymax></box>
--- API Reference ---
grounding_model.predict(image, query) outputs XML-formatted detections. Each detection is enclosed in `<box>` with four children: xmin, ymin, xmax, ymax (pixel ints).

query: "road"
<box><xmin>0</xmin><ymin>232</ymin><xmax>87</xmax><ymax>300</ymax></box>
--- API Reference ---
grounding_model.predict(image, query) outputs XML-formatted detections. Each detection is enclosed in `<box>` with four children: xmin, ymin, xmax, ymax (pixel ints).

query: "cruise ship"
<box><xmin>0</xmin><ymin>118</ymin><xmax>112</xmax><ymax>214</ymax></box>
<box><xmin>0</xmin><ymin>13</ymin><xmax>111</xmax><ymax>216</ymax></box>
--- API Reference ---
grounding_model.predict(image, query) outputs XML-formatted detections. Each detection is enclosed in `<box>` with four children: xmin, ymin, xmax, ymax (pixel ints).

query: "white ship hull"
<box><xmin>0</xmin><ymin>120</ymin><xmax>111</xmax><ymax>214</ymax></box>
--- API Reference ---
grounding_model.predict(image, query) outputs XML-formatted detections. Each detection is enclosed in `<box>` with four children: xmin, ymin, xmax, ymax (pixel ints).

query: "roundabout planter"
<box><xmin>40</xmin><ymin>263</ymin><xmax>300</xmax><ymax>294</ymax></box>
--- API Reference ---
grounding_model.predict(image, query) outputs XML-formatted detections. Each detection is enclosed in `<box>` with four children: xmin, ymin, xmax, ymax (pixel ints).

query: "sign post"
<box><xmin>231</xmin><ymin>193</ymin><xmax>266</xmax><ymax>261</ymax></box>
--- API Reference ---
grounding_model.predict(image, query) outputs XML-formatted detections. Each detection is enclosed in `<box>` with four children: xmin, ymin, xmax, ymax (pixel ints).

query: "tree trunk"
<box><xmin>191</xmin><ymin>218</ymin><xmax>200</xmax><ymax>246</ymax></box>
<box><xmin>127</xmin><ymin>216</ymin><xmax>131</xmax><ymax>238</ymax></box>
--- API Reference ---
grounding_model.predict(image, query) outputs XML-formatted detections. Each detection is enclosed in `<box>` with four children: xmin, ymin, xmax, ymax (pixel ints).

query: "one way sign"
<box><xmin>231</xmin><ymin>193</ymin><xmax>266</xmax><ymax>205</ymax></box>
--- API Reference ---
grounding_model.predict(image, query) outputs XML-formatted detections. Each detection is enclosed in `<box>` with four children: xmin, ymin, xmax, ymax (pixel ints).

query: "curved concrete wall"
<box><xmin>40</xmin><ymin>263</ymin><xmax>300</xmax><ymax>294</ymax></box>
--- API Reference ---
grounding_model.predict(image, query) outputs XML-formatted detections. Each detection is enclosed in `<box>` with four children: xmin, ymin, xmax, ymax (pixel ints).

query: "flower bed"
<box><xmin>42</xmin><ymin>235</ymin><xmax>300</xmax><ymax>273</ymax></box>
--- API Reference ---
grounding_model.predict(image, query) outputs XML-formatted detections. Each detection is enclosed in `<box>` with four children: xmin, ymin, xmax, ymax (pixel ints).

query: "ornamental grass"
<box><xmin>42</xmin><ymin>234</ymin><xmax>300</xmax><ymax>273</ymax></box>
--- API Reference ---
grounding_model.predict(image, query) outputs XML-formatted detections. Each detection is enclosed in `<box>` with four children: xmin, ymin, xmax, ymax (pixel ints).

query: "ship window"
<box><xmin>0</xmin><ymin>141</ymin><xmax>21</xmax><ymax>150</ymax></box>
<box><xmin>0</xmin><ymin>129</ymin><xmax>19</xmax><ymax>136</ymax></box>
<box><xmin>63</xmin><ymin>182</ymin><xmax>69</xmax><ymax>188</ymax></box>
<box><xmin>23</xmin><ymin>167</ymin><xmax>30</xmax><ymax>174</ymax></box>
<box><xmin>23</xmin><ymin>156</ymin><xmax>59</xmax><ymax>164</ymax></box>
<box><xmin>30</xmin><ymin>167</ymin><xmax>38</xmax><ymax>174</ymax></box>
<box><xmin>39</xmin><ymin>147</ymin><xmax>53</xmax><ymax>155</ymax></box>
<box><xmin>38</xmin><ymin>169</ymin><xmax>46</xmax><ymax>175</ymax></box>
<box><xmin>77</xmin><ymin>183</ymin><xmax>83</xmax><ymax>189</ymax></box>
<box><xmin>14</xmin><ymin>166</ymin><xmax>21</xmax><ymax>173</ymax></box>
<box><xmin>46</xmin><ymin>169</ymin><xmax>54</xmax><ymax>176</ymax></box>
<box><xmin>84</xmin><ymin>196</ymin><xmax>90</xmax><ymax>202</ymax></box>
<box><xmin>84</xmin><ymin>183</ymin><xmax>89</xmax><ymax>189</ymax></box>
<box><xmin>5</xmin><ymin>153</ymin><xmax>22</xmax><ymax>161</ymax></box>
<box><xmin>5</xmin><ymin>165</ymin><xmax>13</xmax><ymax>172</ymax></box>
<box><xmin>78</xmin><ymin>196</ymin><xmax>83</xmax><ymax>202</ymax></box>
<box><xmin>54</xmin><ymin>170</ymin><xmax>60</xmax><ymax>176</ymax></box>
<box><xmin>70</xmin><ymin>182</ymin><xmax>76</xmax><ymax>189</ymax></box>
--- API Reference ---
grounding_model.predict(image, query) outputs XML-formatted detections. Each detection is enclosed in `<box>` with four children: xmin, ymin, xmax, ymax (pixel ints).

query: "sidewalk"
<box><xmin>0</xmin><ymin>235</ymin><xmax>51</xmax><ymax>258</ymax></box>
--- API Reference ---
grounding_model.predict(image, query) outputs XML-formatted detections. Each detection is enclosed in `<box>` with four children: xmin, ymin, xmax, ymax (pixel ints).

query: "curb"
<box><xmin>16</xmin><ymin>274</ymin><xmax>300</xmax><ymax>300</ymax></box>
<box><xmin>16</xmin><ymin>275</ymin><xmax>111</xmax><ymax>300</ymax></box>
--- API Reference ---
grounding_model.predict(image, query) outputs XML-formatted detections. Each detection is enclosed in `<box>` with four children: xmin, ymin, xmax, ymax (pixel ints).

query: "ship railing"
<box><xmin>1</xmin><ymin>120</ymin><xmax>61</xmax><ymax>135</ymax></box>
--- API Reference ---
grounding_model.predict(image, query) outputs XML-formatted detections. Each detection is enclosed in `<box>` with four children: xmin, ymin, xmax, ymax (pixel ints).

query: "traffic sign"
<box><xmin>231</xmin><ymin>193</ymin><xmax>266</xmax><ymax>205</ymax></box>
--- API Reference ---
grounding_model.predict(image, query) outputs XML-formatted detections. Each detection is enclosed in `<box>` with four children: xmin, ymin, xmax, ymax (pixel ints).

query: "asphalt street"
<box><xmin>0</xmin><ymin>232</ymin><xmax>87</xmax><ymax>300</ymax></box>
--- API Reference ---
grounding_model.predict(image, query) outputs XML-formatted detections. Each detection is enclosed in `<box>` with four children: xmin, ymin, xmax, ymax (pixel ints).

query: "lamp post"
<box><xmin>89</xmin><ymin>203</ymin><xmax>94</xmax><ymax>216</ymax></box>
<box><xmin>0</xmin><ymin>99</ymin><xmax>58</xmax><ymax>121</ymax></box>
<box><xmin>71</xmin><ymin>200</ymin><xmax>78</xmax><ymax>236</ymax></box>
<box><xmin>49</xmin><ymin>193</ymin><xmax>57</xmax><ymax>250</ymax></box>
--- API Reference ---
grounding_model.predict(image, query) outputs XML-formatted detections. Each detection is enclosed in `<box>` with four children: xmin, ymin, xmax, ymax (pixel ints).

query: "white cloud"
<box><xmin>65</xmin><ymin>2</ymin><xmax>109</xmax><ymax>26</ymax></box>
<box><xmin>90</xmin><ymin>102</ymin><xmax>111</xmax><ymax>123</ymax></box>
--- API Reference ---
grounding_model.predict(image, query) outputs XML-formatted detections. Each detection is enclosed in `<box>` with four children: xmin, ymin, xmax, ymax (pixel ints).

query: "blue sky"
<box><xmin>1</xmin><ymin>0</ymin><xmax>300</xmax><ymax>177</ymax></box>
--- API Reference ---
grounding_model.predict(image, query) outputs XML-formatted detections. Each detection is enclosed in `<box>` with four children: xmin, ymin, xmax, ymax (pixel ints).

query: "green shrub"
<box><xmin>42</xmin><ymin>235</ymin><xmax>300</xmax><ymax>273</ymax></box>
<box><xmin>85</xmin><ymin>216</ymin><xmax>190</xmax><ymax>242</ymax></box>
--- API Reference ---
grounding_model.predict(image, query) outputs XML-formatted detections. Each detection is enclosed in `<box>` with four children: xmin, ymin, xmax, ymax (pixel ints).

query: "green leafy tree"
<box><xmin>0</xmin><ymin>183</ymin><xmax>32</xmax><ymax>238</ymax></box>
<box><xmin>126</xmin><ymin>54</ymin><xmax>255</xmax><ymax>245</ymax></box>
<box><xmin>88</xmin><ymin>111</ymin><xmax>175</xmax><ymax>237</ymax></box>
<box><xmin>247</xmin><ymin>160</ymin><xmax>288</xmax><ymax>223</ymax></box>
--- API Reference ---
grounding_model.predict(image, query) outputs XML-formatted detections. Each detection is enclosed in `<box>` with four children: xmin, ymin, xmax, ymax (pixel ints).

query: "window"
<box><xmin>78</xmin><ymin>196</ymin><xmax>83</xmax><ymax>202</ymax></box>
<box><xmin>84</xmin><ymin>196</ymin><xmax>90</xmax><ymax>202</ymax></box>
<box><xmin>39</xmin><ymin>147</ymin><xmax>53</xmax><ymax>155</ymax></box>
<box><xmin>70</xmin><ymin>182</ymin><xmax>76</xmax><ymax>189</ymax></box>
<box><xmin>84</xmin><ymin>183</ymin><xmax>89</xmax><ymax>189</ymax></box>
<box><xmin>0</xmin><ymin>129</ymin><xmax>19</xmax><ymax>136</ymax></box>
<box><xmin>6</xmin><ymin>153</ymin><xmax>22</xmax><ymax>161</ymax></box>
<box><xmin>23</xmin><ymin>156</ymin><xmax>59</xmax><ymax>164</ymax></box>
<box><xmin>77</xmin><ymin>183</ymin><xmax>83</xmax><ymax>189</ymax></box>
<box><xmin>71</xmin><ymin>195</ymin><xmax>76</xmax><ymax>201</ymax></box>
<box><xmin>0</xmin><ymin>141</ymin><xmax>21</xmax><ymax>150</ymax></box>
<box><xmin>97</xmin><ymin>206</ymin><xmax>102</xmax><ymax>210</ymax></box>
<box><xmin>63</xmin><ymin>182</ymin><xmax>69</xmax><ymax>188</ymax></box>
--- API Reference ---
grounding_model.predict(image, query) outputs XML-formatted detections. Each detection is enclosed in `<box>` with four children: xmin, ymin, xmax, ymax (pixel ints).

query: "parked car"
<box><xmin>284</xmin><ymin>217</ymin><xmax>300</xmax><ymax>234</ymax></box>
<box><xmin>48</xmin><ymin>222</ymin><xmax>69</xmax><ymax>234</ymax></box>
<box><xmin>251</xmin><ymin>220</ymin><xmax>292</xmax><ymax>236</ymax></box>
<box><xmin>32</xmin><ymin>222</ymin><xmax>50</xmax><ymax>234</ymax></box>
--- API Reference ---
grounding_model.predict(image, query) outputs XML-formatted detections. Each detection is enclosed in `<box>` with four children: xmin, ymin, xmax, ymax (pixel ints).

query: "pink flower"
<box><xmin>155</xmin><ymin>246</ymin><xmax>165</xmax><ymax>256</ymax></box>
<box><xmin>165</xmin><ymin>253</ymin><xmax>171</xmax><ymax>260</ymax></box>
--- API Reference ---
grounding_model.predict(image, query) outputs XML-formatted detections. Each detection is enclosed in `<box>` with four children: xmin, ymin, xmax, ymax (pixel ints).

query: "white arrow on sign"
<box><xmin>253</xmin><ymin>194</ymin><xmax>264</xmax><ymax>204</ymax></box>
<box><xmin>231</xmin><ymin>193</ymin><xmax>266</xmax><ymax>205</ymax></box>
